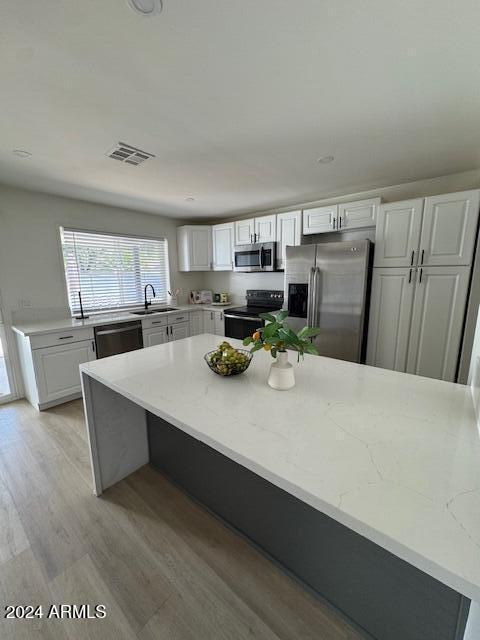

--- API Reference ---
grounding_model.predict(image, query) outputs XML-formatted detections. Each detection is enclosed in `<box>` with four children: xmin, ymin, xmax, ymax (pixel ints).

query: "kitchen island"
<box><xmin>80</xmin><ymin>334</ymin><xmax>480</xmax><ymax>640</ymax></box>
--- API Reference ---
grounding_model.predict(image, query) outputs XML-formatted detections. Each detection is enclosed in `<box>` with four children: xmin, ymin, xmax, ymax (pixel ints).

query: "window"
<box><xmin>60</xmin><ymin>228</ymin><xmax>170</xmax><ymax>314</ymax></box>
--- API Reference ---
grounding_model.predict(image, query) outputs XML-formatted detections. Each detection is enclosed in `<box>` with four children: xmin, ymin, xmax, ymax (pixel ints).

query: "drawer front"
<box><xmin>141</xmin><ymin>315</ymin><xmax>168</xmax><ymax>330</ymax></box>
<box><xmin>169</xmin><ymin>312</ymin><xmax>189</xmax><ymax>325</ymax></box>
<box><xmin>30</xmin><ymin>328</ymin><xmax>94</xmax><ymax>350</ymax></box>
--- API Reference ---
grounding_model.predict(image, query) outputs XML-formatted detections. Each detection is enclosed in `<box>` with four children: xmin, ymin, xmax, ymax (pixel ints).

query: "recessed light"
<box><xmin>12</xmin><ymin>149</ymin><xmax>32</xmax><ymax>158</ymax></box>
<box><xmin>317</xmin><ymin>155</ymin><xmax>334</xmax><ymax>164</ymax></box>
<box><xmin>127</xmin><ymin>0</ymin><xmax>163</xmax><ymax>16</ymax></box>
<box><xmin>185</xmin><ymin>197</ymin><xmax>195</xmax><ymax>202</ymax></box>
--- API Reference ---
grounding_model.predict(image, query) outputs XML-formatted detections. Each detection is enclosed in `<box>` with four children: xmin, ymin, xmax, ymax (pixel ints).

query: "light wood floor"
<box><xmin>0</xmin><ymin>399</ymin><xmax>363</xmax><ymax>640</ymax></box>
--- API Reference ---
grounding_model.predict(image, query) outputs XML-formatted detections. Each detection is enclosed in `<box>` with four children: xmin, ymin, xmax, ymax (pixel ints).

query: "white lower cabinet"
<box><xmin>169</xmin><ymin>322</ymin><xmax>189</xmax><ymax>341</ymax></box>
<box><xmin>143</xmin><ymin>318</ymin><xmax>190</xmax><ymax>345</ymax></box>
<box><xmin>204</xmin><ymin>309</ymin><xmax>225</xmax><ymax>336</ymax></box>
<box><xmin>189</xmin><ymin>310</ymin><xmax>204</xmax><ymax>336</ymax></box>
<box><xmin>367</xmin><ymin>265</ymin><xmax>470</xmax><ymax>382</ymax></box>
<box><xmin>214</xmin><ymin>311</ymin><xmax>225</xmax><ymax>336</ymax></box>
<box><xmin>33</xmin><ymin>339</ymin><xmax>96</xmax><ymax>406</ymax></box>
<box><xmin>406</xmin><ymin>266</ymin><xmax>470</xmax><ymax>381</ymax></box>
<box><xmin>366</xmin><ymin>268</ymin><xmax>415</xmax><ymax>372</ymax></box>
<box><xmin>143</xmin><ymin>326</ymin><xmax>168</xmax><ymax>347</ymax></box>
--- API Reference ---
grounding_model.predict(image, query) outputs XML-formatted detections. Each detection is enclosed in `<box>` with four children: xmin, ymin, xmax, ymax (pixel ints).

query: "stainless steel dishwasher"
<box><xmin>94</xmin><ymin>320</ymin><xmax>143</xmax><ymax>359</ymax></box>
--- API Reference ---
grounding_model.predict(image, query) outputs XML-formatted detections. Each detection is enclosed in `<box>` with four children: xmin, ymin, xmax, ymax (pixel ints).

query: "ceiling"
<box><xmin>1</xmin><ymin>1</ymin><xmax>480</xmax><ymax>219</ymax></box>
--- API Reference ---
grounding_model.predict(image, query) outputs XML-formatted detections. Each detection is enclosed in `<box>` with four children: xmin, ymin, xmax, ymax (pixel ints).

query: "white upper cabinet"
<box><xmin>276</xmin><ymin>210</ymin><xmax>302</xmax><ymax>269</ymax></box>
<box><xmin>254</xmin><ymin>214</ymin><xmax>277</xmax><ymax>243</ymax></box>
<box><xmin>406</xmin><ymin>266</ymin><xmax>470</xmax><ymax>381</ymax></box>
<box><xmin>212</xmin><ymin>223</ymin><xmax>234</xmax><ymax>271</ymax></box>
<box><xmin>303</xmin><ymin>204</ymin><xmax>338</xmax><ymax>235</ymax></box>
<box><xmin>374</xmin><ymin>199</ymin><xmax>424</xmax><ymax>268</ymax></box>
<box><xmin>338</xmin><ymin>198</ymin><xmax>381</xmax><ymax>230</ymax></box>
<box><xmin>234</xmin><ymin>215</ymin><xmax>276</xmax><ymax>244</ymax></box>
<box><xmin>303</xmin><ymin>198</ymin><xmax>380</xmax><ymax>235</ymax></box>
<box><xmin>419</xmin><ymin>190</ymin><xmax>480</xmax><ymax>266</ymax></box>
<box><xmin>177</xmin><ymin>225</ymin><xmax>212</xmax><ymax>271</ymax></box>
<box><xmin>366</xmin><ymin>268</ymin><xmax>416</xmax><ymax>372</ymax></box>
<box><xmin>234</xmin><ymin>218</ymin><xmax>255</xmax><ymax>245</ymax></box>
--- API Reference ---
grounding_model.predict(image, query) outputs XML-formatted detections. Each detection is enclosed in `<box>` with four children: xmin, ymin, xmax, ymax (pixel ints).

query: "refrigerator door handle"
<box><xmin>307</xmin><ymin>267</ymin><xmax>315</xmax><ymax>325</ymax></box>
<box><xmin>312</xmin><ymin>266</ymin><xmax>321</xmax><ymax>325</ymax></box>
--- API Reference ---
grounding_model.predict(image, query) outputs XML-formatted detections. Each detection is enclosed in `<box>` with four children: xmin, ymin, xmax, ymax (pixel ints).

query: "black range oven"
<box><xmin>224</xmin><ymin>289</ymin><xmax>284</xmax><ymax>341</ymax></box>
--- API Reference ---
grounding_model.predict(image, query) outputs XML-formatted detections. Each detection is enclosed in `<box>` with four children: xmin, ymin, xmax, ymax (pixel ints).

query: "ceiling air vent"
<box><xmin>106</xmin><ymin>142</ymin><xmax>155</xmax><ymax>166</ymax></box>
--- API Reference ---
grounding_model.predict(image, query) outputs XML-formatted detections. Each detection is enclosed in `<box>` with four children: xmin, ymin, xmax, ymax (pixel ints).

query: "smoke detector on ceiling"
<box><xmin>106</xmin><ymin>142</ymin><xmax>155</xmax><ymax>166</ymax></box>
<box><xmin>127</xmin><ymin>0</ymin><xmax>163</xmax><ymax>16</ymax></box>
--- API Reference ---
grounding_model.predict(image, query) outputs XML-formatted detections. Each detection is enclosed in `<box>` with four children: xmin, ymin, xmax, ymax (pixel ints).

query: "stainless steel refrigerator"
<box><xmin>284</xmin><ymin>240</ymin><xmax>371</xmax><ymax>363</ymax></box>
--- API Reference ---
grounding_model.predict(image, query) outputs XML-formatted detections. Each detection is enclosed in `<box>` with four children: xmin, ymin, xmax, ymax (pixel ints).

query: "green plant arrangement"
<box><xmin>243</xmin><ymin>310</ymin><xmax>321</xmax><ymax>362</ymax></box>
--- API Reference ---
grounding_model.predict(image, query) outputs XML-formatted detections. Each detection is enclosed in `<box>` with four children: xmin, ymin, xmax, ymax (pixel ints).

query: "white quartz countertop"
<box><xmin>80</xmin><ymin>334</ymin><xmax>480</xmax><ymax>602</ymax></box>
<box><xmin>11</xmin><ymin>304</ymin><xmax>220</xmax><ymax>337</ymax></box>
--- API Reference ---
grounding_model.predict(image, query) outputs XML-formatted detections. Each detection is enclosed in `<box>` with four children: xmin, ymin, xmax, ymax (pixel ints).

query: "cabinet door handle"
<box><xmin>339</xmin><ymin>216</ymin><xmax>342</xmax><ymax>229</ymax></box>
<box><xmin>410</xmin><ymin>250</ymin><xmax>414</xmax><ymax>266</ymax></box>
<box><xmin>408</xmin><ymin>268</ymin><xmax>412</xmax><ymax>283</ymax></box>
<box><xmin>421</xmin><ymin>249</ymin><xmax>424</xmax><ymax>265</ymax></box>
<box><xmin>91</xmin><ymin>340</ymin><xmax>95</xmax><ymax>352</ymax></box>
<box><xmin>211</xmin><ymin>312</ymin><xmax>214</xmax><ymax>320</ymax></box>
<box><xmin>59</xmin><ymin>335</ymin><xmax>74</xmax><ymax>340</ymax></box>
<box><xmin>333</xmin><ymin>218</ymin><xmax>336</xmax><ymax>230</ymax></box>
<box><xmin>419</xmin><ymin>267</ymin><xmax>423</xmax><ymax>283</ymax></box>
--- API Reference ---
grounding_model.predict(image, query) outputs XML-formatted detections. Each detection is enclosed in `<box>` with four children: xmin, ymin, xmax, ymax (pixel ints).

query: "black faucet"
<box><xmin>144</xmin><ymin>284</ymin><xmax>156</xmax><ymax>310</ymax></box>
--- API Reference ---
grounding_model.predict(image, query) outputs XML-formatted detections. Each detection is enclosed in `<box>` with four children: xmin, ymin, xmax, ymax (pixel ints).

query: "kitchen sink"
<box><xmin>131</xmin><ymin>307</ymin><xmax>178</xmax><ymax>316</ymax></box>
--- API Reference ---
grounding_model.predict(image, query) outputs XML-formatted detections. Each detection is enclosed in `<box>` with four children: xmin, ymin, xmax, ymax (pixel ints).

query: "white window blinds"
<box><xmin>60</xmin><ymin>228</ymin><xmax>170</xmax><ymax>314</ymax></box>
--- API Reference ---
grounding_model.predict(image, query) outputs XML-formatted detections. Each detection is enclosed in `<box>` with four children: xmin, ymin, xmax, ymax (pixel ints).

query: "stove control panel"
<box><xmin>246</xmin><ymin>289</ymin><xmax>284</xmax><ymax>303</ymax></box>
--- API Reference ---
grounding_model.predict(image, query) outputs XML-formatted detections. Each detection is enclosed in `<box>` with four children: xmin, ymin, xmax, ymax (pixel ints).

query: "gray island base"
<box><xmin>80</xmin><ymin>331</ymin><xmax>480</xmax><ymax>640</ymax></box>
<box><xmin>147</xmin><ymin>411</ymin><xmax>469</xmax><ymax>640</ymax></box>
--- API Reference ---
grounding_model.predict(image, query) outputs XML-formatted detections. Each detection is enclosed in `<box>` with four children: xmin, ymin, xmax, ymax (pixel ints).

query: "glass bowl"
<box><xmin>204</xmin><ymin>349</ymin><xmax>252</xmax><ymax>377</ymax></box>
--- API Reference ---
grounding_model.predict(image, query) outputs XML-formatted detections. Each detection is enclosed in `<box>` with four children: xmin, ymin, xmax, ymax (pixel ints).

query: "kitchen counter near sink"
<box><xmin>80</xmin><ymin>333</ymin><xmax>480</xmax><ymax>640</ymax></box>
<box><xmin>11</xmin><ymin>304</ymin><xmax>196</xmax><ymax>337</ymax></box>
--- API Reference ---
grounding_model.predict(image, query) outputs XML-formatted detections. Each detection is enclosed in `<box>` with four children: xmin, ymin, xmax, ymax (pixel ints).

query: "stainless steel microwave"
<box><xmin>233</xmin><ymin>242</ymin><xmax>277</xmax><ymax>272</ymax></box>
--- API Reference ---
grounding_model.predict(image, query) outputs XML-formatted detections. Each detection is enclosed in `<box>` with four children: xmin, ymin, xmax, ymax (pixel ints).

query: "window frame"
<box><xmin>59</xmin><ymin>226</ymin><xmax>171</xmax><ymax>316</ymax></box>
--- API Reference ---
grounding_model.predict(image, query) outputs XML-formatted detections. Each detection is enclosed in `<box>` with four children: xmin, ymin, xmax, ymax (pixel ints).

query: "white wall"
<box><xmin>0</xmin><ymin>185</ymin><xmax>203</xmax><ymax>398</ymax></box>
<box><xmin>204</xmin><ymin>169</ymin><xmax>480</xmax><ymax>224</ymax></box>
<box><xmin>205</xmin><ymin>272</ymin><xmax>283</xmax><ymax>305</ymax></box>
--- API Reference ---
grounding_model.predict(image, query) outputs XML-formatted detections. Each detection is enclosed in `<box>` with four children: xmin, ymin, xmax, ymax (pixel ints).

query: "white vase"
<box><xmin>267</xmin><ymin>350</ymin><xmax>295</xmax><ymax>390</ymax></box>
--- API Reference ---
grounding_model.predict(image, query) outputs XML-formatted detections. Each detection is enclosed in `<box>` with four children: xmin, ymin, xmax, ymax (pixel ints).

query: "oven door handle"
<box><xmin>224</xmin><ymin>314</ymin><xmax>260</xmax><ymax>322</ymax></box>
